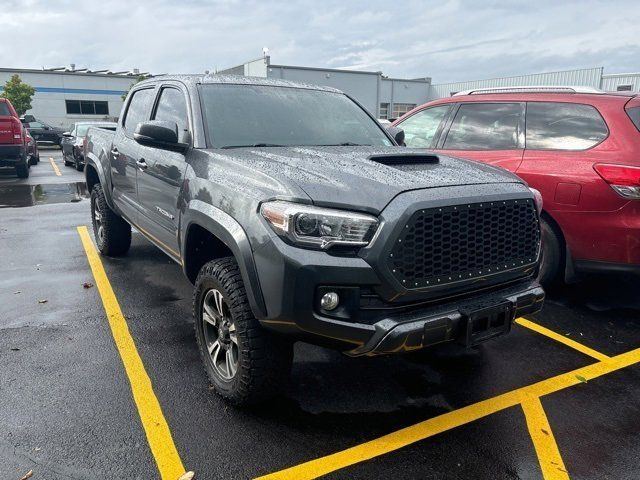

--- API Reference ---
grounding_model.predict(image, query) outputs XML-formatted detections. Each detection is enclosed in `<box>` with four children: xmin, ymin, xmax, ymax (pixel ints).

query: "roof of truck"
<box><xmin>138</xmin><ymin>74</ymin><xmax>343</xmax><ymax>93</ymax></box>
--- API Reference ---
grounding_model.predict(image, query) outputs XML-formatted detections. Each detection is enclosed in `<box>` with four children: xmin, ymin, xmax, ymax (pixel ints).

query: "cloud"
<box><xmin>0</xmin><ymin>0</ymin><xmax>637</xmax><ymax>82</ymax></box>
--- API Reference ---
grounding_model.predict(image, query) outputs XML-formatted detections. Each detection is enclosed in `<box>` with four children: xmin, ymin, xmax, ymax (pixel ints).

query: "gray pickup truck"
<box><xmin>85</xmin><ymin>75</ymin><xmax>544</xmax><ymax>405</ymax></box>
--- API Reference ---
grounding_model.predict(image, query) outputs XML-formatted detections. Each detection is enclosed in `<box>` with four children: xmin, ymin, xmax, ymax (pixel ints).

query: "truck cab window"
<box><xmin>153</xmin><ymin>88</ymin><xmax>189</xmax><ymax>142</ymax></box>
<box><xmin>124</xmin><ymin>88</ymin><xmax>154</xmax><ymax>133</ymax></box>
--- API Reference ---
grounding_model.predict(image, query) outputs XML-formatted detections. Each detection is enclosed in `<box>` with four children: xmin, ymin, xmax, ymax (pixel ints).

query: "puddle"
<box><xmin>0</xmin><ymin>182</ymin><xmax>88</xmax><ymax>208</ymax></box>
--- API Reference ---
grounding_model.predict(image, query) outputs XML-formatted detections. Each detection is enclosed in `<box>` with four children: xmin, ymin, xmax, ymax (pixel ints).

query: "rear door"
<box><xmin>0</xmin><ymin>101</ymin><xmax>14</xmax><ymax>145</ymax></box>
<box><xmin>136</xmin><ymin>84</ymin><xmax>190</xmax><ymax>258</ymax></box>
<box><xmin>434</xmin><ymin>102</ymin><xmax>525</xmax><ymax>172</ymax></box>
<box><xmin>111</xmin><ymin>86</ymin><xmax>156</xmax><ymax>223</ymax></box>
<box><xmin>518</xmin><ymin>101</ymin><xmax>611</xmax><ymax>212</ymax></box>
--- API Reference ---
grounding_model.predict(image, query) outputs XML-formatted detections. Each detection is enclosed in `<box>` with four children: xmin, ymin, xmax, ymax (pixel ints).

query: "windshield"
<box><xmin>200</xmin><ymin>84</ymin><xmax>392</xmax><ymax>149</ymax></box>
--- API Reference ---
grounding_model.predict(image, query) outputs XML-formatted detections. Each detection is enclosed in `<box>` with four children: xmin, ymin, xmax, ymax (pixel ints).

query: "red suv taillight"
<box><xmin>593</xmin><ymin>163</ymin><xmax>640</xmax><ymax>199</ymax></box>
<box><xmin>11</xmin><ymin>118</ymin><xmax>23</xmax><ymax>144</ymax></box>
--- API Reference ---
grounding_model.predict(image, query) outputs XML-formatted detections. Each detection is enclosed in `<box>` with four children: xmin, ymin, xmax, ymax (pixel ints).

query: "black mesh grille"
<box><xmin>387</xmin><ymin>199</ymin><xmax>540</xmax><ymax>289</ymax></box>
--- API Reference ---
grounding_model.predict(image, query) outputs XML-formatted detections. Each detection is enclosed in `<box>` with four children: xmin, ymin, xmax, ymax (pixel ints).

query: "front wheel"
<box><xmin>194</xmin><ymin>257</ymin><xmax>293</xmax><ymax>405</ymax></box>
<box><xmin>90</xmin><ymin>184</ymin><xmax>131</xmax><ymax>256</ymax></box>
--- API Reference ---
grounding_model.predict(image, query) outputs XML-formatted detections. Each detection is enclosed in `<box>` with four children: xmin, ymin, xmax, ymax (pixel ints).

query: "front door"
<box><xmin>110</xmin><ymin>86</ymin><xmax>156</xmax><ymax>223</ymax></box>
<box><xmin>136</xmin><ymin>85</ymin><xmax>191</xmax><ymax>258</ymax></box>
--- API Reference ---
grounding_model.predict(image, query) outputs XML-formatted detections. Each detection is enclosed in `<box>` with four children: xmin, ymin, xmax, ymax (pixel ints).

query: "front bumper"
<box><xmin>253</xmin><ymin>235</ymin><xmax>544</xmax><ymax>355</ymax></box>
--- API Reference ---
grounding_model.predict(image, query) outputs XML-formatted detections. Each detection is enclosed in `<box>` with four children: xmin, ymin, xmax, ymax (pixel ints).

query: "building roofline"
<box><xmin>0</xmin><ymin>67</ymin><xmax>149</xmax><ymax>79</ymax></box>
<box><xmin>269</xmin><ymin>63</ymin><xmax>381</xmax><ymax>76</ymax></box>
<box><xmin>601</xmin><ymin>72</ymin><xmax>640</xmax><ymax>78</ymax></box>
<box><xmin>431</xmin><ymin>66</ymin><xmax>605</xmax><ymax>87</ymax></box>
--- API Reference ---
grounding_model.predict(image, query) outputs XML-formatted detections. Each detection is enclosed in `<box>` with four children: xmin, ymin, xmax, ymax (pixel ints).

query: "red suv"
<box><xmin>0</xmin><ymin>97</ymin><xmax>29</xmax><ymax>178</ymax></box>
<box><xmin>393</xmin><ymin>87</ymin><xmax>640</xmax><ymax>284</ymax></box>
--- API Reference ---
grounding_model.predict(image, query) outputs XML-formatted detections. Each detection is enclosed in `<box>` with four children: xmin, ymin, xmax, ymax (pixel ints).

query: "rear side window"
<box><xmin>526</xmin><ymin>102</ymin><xmax>608</xmax><ymax>150</ymax></box>
<box><xmin>153</xmin><ymin>88</ymin><xmax>189</xmax><ymax>141</ymax></box>
<box><xmin>627</xmin><ymin>107</ymin><xmax>640</xmax><ymax>131</ymax></box>
<box><xmin>124</xmin><ymin>88</ymin><xmax>154</xmax><ymax>132</ymax></box>
<box><xmin>443</xmin><ymin>103</ymin><xmax>521</xmax><ymax>150</ymax></box>
<box><xmin>399</xmin><ymin>105</ymin><xmax>449</xmax><ymax>148</ymax></box>
<box><xmin>0</xmin><ymin>102</ymin><xmax>10</xmax><ymax>116</ymax></box>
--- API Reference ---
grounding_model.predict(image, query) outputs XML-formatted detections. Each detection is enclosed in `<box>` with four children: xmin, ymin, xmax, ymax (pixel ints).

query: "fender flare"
<box><xmin>181</xmin><ymin>200</ymin><xmax>267</xmax><ymax>318</ymax></box>
<box><xmin>84</xmin><ymin>153</ymin><xmax>116</xmax><ymax>210</ymax></box>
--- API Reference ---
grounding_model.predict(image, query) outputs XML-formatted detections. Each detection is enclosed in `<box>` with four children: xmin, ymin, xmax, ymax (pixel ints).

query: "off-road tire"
<box><xmin>194</xmin><ymin>257</ymin><xmax>293</xmax><ymax>406</ymax></box>
<box><xmin>90</xmin><ymin>184</ymin><xmax>131</xmax><ymax>256</ymax></box>
<box><xmin>16</xmin><ymin>161</ymin><xmax>29</xmax><ymax>178</ymax></box>
<box><xmin>538</xmin><ymin>217</ymin><xmax>562</xmax><ymax>288</ymax></box>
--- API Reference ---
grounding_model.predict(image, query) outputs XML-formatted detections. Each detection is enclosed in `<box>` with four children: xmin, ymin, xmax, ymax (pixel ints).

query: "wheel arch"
<box><xmin>84</xmin><ymin>155</ymin><xmax>116</xmax><ymax>210</ymax></box>
<box><xmin>182</xmin><ymin>200</ymin><xmax>267</xmax><ymax>318</ymax></box>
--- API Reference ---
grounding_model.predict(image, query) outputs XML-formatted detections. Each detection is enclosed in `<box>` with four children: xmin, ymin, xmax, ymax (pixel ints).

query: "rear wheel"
<box><xmin>90</xmin><ymin>184</ymin><xmax>131</xmax><ymax>256</ymax></box>
<box><xmin>16</xmin><ymin>159</ymin><xmax>29</xmax><ymax>178</ymax></box>
<box><xmin>538</xmin><ymin>217</ymin><xmax>562</xmax><ymax>288</ymax></box>
<box><xmin>194</xmin><ymin>257</ymin><xmax>293</xmax><ymax>405</ymax></box>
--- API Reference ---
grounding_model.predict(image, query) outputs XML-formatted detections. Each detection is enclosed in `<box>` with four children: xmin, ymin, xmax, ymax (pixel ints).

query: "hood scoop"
<box><xmin>368</xmin><ymin>153</ymin><xmax>439</xmax><ymax>166</ymax></box>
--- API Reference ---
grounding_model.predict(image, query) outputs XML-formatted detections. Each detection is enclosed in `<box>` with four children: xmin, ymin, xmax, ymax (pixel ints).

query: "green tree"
<box><xmin>121</xmin><ymin>75</ymin><xmax>147</xmax><ymax>101</ymax></box>
<box><xmin>1</xmin><ymin>74</ymin><xmax>35</xmax><ymax>116</ymax></box>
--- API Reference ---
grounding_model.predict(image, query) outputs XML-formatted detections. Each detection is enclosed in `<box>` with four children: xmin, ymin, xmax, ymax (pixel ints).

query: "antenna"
<box><xmin>263</xmin><ymin>47</ymin><xmax>269</xmax><ymax>58</ymax></box>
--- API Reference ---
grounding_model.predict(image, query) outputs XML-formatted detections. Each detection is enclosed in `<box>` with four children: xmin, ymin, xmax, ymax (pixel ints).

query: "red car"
<box><xmin>393</xmin><ymin>87</ymin><xmax>640</xmax><ymax>284</ymax></box>
<box><xmin>0</xmin><ymin>97</ymin><xmax>29</xmax><ymax>178</ymax></box>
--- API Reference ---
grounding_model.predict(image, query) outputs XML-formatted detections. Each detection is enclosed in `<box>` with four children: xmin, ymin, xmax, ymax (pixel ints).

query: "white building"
<box><xmin>0</xmin><ymin>66</ymin><xmax>146</xmax><ymax>128</ymax></box>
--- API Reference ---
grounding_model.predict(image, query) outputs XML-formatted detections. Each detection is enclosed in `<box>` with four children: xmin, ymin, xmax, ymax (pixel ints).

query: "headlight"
<box><xmin>260</xmin><ymin>201</ymin><xmax>379</xmax><ymax>249</ymax></box>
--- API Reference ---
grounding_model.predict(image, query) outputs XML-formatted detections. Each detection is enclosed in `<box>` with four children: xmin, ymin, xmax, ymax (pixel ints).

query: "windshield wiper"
<box><xmin>314</xmin><ymin>142</ymin><xmax>372</xmax><ymax>147</ymax></box>
<box><xmin>220</xmin><ymin>143</ymin><xmax>285</xmax><ymax>149</ymax></box>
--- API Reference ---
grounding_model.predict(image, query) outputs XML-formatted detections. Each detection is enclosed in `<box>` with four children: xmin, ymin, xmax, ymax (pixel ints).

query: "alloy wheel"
<box><xmin>201</xmin><ymin>288</ymin><xmax>239</xmax><ymax>380</ymax></box>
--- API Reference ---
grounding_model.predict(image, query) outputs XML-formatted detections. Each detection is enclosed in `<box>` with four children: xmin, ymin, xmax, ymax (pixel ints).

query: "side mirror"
<box><xmin>62</xmin><ymin>132</ymin><xmax>73</xmax><ymax>137</ymax></box>
<box><xmin>134</xmin><ymin>120</ymin><xmax>187</xmax><ymax>152</ymax></box>
<box><xmin>386</xmin><ymin>126</ymin><xmax>406</xmax><ymax>146</ymax></box>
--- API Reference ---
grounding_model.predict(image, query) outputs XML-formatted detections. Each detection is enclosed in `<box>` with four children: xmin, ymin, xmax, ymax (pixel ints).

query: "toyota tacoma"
<box><xmin>84</xmin><ymin>75</ymin><xmax>544</xmax><ymax>405</ymax></box>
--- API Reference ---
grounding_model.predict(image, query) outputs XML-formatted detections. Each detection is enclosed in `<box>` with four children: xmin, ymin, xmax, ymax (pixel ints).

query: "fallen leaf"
<box><xmin>575</xmin><ymin>375</ymin><xmax>588</xmax><ymax>384</ymax></box>
<box><xmin>19</xmin><ymin>470</ymin><xmax>33</xmax><ymax>480</ymax></box>
<box><xmin>177</xmin><ymin>472</ymin><xmax>195</xmax><ymax>480</ymax></box>
<box><xmin>83</xmin><ymin>282</ymin><xmax>94</xmax><ymax>289</ymax></box>
<box><xmin>13</xmin><ymin>291</ymin><xmax>21</xmax><ymax>294</ymax></box>
<box><xmin>34</xmin><ymin>447</ymin><xmax>41</xmax><ymax>452</ymax></box>
<box><xmin>10</xmin><ymin>348</ymin><xmax>20</xmax><ymax>351</ymax></box>
<box><xmin>541</xmin><ymin>429</ymin><xmax>549</xmax><ymax>436</ymax></box>
<box><xmin>38</xmin><ymin>299</ymin><xmax>48</xmax><ymax>304</ymax></box>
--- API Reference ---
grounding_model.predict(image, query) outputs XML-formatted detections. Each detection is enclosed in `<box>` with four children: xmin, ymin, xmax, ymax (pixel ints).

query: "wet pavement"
<box><xmin>0</xmin><ymin>150</ymin><xmax>639</xmax><ymax>479</ymax></box>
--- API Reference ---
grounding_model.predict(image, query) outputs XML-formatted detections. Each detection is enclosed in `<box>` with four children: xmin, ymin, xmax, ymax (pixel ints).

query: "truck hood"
<box><xmin>203</xmin><ymin>146</ymin><xmax>524</xmax><ymax>213</ymax></box>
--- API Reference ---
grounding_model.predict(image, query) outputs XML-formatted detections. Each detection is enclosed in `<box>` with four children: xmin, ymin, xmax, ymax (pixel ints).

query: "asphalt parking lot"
<box><xmin>1</xmin><ymin>149</ymin><xmax>639</xmax><ymax>480</ymax></box>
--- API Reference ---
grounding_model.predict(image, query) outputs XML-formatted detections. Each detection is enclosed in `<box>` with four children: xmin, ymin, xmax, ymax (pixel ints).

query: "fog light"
<box><xmin>320</xmin><ymin>292</ymin><xmax>339</xmax><ymax>311</ymax></box>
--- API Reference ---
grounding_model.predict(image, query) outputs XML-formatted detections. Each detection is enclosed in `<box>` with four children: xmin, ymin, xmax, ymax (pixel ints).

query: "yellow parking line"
<box><xmin>77</xmin><ymin>226</ymin><xmax>187</xmax><ymax>480</ymax></box>
<box><xmin>515</xmin><ymin>317</ymin><xmax>610</xmax><ymax>362</ymax></box>
<box><xmin>521</xmin><ymin>394</ymin><xmax>569</xmax><ymax>480</ymax></box>
<box><xmin>49</xmin><ymin>157</ymin><xmax>61</xmax><ymax>176</ymax></box>
<box><xmin>256</xmin><ymin>346</ymin><xmax>640</xmax><ymax>479</ymax></box>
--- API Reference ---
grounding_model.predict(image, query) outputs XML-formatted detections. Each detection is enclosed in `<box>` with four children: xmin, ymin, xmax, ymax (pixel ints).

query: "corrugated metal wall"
<box><xmin>429</xmin><ymin>67</ymin><xmax>605</xmax><ymax>99</ymax></box>
<box><xmin>601</xmin><ymin>73</ymin><xmax>640</xmax><ymax>92</ymax></box>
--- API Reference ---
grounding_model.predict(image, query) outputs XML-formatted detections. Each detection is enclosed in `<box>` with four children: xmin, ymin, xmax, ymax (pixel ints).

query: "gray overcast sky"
<box><xmin>0</xmin><ymin>0</ymin><xmax>638</xmax><ymax>83</ymax></box>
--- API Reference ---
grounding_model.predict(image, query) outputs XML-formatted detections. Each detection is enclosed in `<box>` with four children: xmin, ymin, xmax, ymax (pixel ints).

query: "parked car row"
<box><xmin>392</xmin><ymin>87</ymin><xmax>640</xmax><ymax>284</ymax></box>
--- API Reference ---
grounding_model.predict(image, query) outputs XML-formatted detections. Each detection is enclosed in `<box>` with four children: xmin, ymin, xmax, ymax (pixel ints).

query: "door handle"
<box><xmin>136</xmin><ymin>158</ymin><xmax>148</xmax><ymax>170</ymax></box>
<box><xmin>111</xmin><ymin>148</ymin><xmax>120</xmax><ymax>158</ymax></box>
